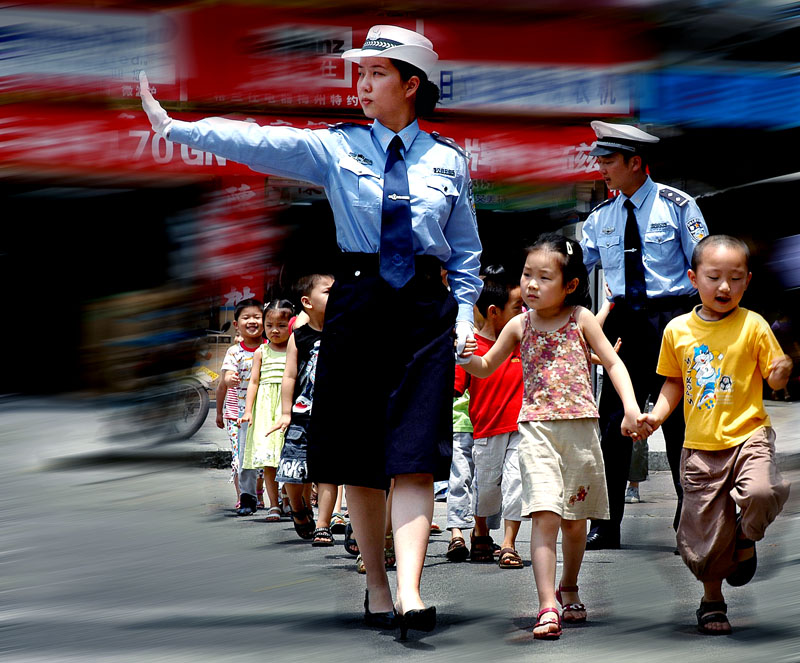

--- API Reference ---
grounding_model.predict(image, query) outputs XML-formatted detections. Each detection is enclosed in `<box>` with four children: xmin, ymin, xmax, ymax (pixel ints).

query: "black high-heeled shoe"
<box><xmin>364</xmin><ymin>590</ymin><xmax>398</xmax><ymax>629</ymax></box>
<box><xmin>397</xmin><ymin>606</ymin><xmax>436</xmax><ymax>640</ymax></box>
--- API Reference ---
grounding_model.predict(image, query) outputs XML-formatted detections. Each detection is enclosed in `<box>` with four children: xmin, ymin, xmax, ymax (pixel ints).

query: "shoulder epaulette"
<box><xmin>327</xmin><ymin>121</ymin><xmax>370</xmax><ymax>130</ymax></box>
<box><xmin>659</xmin><ymin>187</ymin><xmax>689</xmax><ymax>207</ymax></box>
<box><xmin>590</xmin><ymin>198</ymin><xmax>614</xmax><ymax>213</ymax></box>
<box><xmin>431</xmin><ymin>131</ymin><xmax>469</xmax><ymax>159</ymax></box>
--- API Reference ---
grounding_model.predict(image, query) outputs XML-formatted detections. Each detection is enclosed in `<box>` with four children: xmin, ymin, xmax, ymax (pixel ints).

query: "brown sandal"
<box><xmin>498</xmin><ymin>547</ymin><xmax>524</xmax><ymax>569</ymax></box>
<box><xmin>446</xmin><ymin>536</ymin><xmax>469</xmax><ymax>562</ymax></box>
<box><xmin>469</xmin><ymin>534</ymin><xmax>495</xmax><ymax>563</ymax></box>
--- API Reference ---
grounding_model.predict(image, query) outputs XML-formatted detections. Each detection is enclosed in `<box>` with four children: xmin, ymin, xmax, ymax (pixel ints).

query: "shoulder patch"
<box><xmin>659</xmin><ymin>187</ymin><xmax>689</xmax><ymax>207</ymax></box>
<box><xmin>327</xmin><ymin>121</ymin><xmax>370</xmax><ymax>131</ymax></box>
<box><xmin>590</xmin><ymin>198</ymin><xmax>614</xmax><ymax>213</ymax></box>
<box><xmin>431</xmin><ymin>131</ymin><xmax>469</xmax><ymax>159</ymax></box>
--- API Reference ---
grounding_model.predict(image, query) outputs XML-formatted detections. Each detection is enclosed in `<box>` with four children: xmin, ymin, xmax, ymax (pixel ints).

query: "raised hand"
<box><xmin>139</xmin><ymin>71</ymin><xmax>173</xmax><ymax>137</ymax></box>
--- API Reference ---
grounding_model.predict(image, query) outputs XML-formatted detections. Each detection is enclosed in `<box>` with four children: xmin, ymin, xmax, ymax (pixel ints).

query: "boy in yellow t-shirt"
<box><xmin>641</xmin><ymin>235</ymin><xmax>792</xmax><ymax>636</ymax></box>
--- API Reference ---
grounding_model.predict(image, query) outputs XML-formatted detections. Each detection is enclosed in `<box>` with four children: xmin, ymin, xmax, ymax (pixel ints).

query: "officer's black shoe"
<box><xmin>236</xmin><ymin>493</ymin><xmax>257</xmax><ymax>516</ymax></box>
<box><xmin>585</xmin><ymin>531</ymin><xmax>620</xmax><ymax>550</ymax></box>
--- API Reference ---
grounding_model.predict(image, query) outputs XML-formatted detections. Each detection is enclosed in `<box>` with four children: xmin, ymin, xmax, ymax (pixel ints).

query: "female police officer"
<box><xmin>140</xmin><ymin>25</ymin><xmax>482</xmax><ymax>636</ymax></box>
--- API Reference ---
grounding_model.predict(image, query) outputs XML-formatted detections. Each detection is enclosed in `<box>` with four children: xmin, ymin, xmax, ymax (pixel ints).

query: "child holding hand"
<box><xmin>460</xmin><ymin>233</ymin><xmax>646</xmax><ymax>640</ymax></box>
<box><xmin>640</xmin><ymin>235</ymin><xmax>791</xmax><ymax>635</ymax></box>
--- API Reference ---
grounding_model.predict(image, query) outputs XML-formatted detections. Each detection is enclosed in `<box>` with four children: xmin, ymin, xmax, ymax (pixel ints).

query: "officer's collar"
<box><xmin>622</xmin><ymin>175</ymin><xmax>655</xmax><ymax>209</ymax></box>
<box><xmin>372</xmin><ymin>118</ymin><xmax>420</xmax><ymax>153</ymax></box>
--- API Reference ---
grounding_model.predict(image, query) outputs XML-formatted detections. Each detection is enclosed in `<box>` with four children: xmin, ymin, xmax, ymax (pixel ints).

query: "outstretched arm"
<box><xmin>462</xmin><ymin>315</ymin><xmax>523</xmax><ymax>378</ymax></box>
<box><xmin>579</xmin><ymin>308</ymin><xmax>647</xmax><ymax>437</ymax></box>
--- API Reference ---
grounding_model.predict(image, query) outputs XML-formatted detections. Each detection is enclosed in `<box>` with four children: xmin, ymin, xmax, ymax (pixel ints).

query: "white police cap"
<box><xmin>589</xmin><ymin>120</ymin><xmax>660</xmax><ymax>157</ymax></box>
<box><xmin>341</xmin><ymin>25</ymin><xmax>438</xmax><ymax>77</ymax></box>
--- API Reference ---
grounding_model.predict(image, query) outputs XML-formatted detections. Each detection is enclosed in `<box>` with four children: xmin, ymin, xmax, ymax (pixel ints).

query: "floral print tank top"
<box><xmin>518</xmin><ymin>308</ymin><xmax>599</xmax><ymax>422</ymax></box>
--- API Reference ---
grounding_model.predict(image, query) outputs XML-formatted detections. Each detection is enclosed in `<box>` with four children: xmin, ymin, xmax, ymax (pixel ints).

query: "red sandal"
<box><xmin>556</xmin><ymin>583</ymin><xmax>587</xmax><ymax>623</ymax></box>
<box><xmin>533</xmin><ymin>607</ymin><xmax>562</xmax><ymax>639</ymax></box>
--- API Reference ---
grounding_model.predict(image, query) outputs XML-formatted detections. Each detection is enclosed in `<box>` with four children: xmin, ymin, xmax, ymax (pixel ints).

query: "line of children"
<box><xmin>240</xmin><ymin>299</ymin><xmax>294</xmax><ymax>521</ymax></box>
<box><xmin>641</xmin><ymin>234</ymin><xmax>792</xmax><ymax>635</ymax></box>
<box><xmin>460</xmin><ymin>234</ymin><xmax>646</xmax><ymax>639</ymax></box>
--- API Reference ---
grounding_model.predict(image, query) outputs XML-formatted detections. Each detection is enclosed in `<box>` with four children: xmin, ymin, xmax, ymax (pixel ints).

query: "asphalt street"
<box><xmin>3</xmin><ymin>398</ymin><xmax>800</xmax><ymax>662</ymax></box>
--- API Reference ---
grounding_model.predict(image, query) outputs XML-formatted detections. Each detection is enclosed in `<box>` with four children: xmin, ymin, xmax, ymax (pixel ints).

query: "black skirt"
<box><xmin>307</xmin><ymin>253</ymin><xmax>457</xmax><ymax>490</ymax></box>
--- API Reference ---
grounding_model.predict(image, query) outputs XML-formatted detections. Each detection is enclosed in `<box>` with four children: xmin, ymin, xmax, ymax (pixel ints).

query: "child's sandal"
<box><xmin>311</xmin><ymin>526</ymin><xmax>334</xmax><ymax>547</ymax></box>
<box><xmin>533</xmin><ymin>608</ymin><xmax>562</xmax><ymax>639</ymax></box>
<box><xmin>265</xmin><ymin>506</ymin><xmax>282</xmax><ymax>523</ymax></box>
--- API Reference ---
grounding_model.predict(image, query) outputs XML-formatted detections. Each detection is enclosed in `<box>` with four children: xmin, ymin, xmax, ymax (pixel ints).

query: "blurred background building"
<box><xmin>1</xmin><ymin>0</ymin><xmax>799</xmax><ymax>394</ymax></box>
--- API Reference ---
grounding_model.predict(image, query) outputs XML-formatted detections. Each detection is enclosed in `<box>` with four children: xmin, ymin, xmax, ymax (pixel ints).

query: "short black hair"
<box><xmin>621</xmin><ymin>150</ymin><xmax>650</xmax><ymax>173</ymax></box>
<box><xmin>476</xmin><ymin>265</ymin><xmax>516</xmax><ymax>317</ymax></box>
<box><xmin>234</xmin><ymin>298</ymin><xmax>264</xmax><ymax>321</ymax></box>
<box><xmin>295</xmin><ymin>273</ymin><xmax>334</xmax><ymax>298</ymax></box>
<box><xmin>691</xmin><ymin>235</ymin><xmax>750</xmax><ymax>271</ymax></box>
<box><xmin>526</xmin><ymin>233</ymin><xmax>591</xmax><ymax>308</ymax></box>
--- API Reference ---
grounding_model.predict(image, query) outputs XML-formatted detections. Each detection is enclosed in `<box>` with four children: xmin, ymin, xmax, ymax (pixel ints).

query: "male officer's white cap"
<box><xmin>589</xmin><ymin>121</ymin><xmax>660</xmax><ymax>157</ymax></box>
<box><xmin>342</xmin><ymin>25</ymin><xmax>438</xmax><ymax>77</ymax></box>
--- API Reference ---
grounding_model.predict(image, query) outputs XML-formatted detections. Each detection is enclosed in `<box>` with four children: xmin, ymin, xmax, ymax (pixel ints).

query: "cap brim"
<box><xmin>342</xmin><ymin>44</ymin><xmax>438</xmax><ymax>76</ymax></box>
<box><xmin>589</xmin><ymin>145</ymin><xmax>618</xmax><ymax>156</ymax></box>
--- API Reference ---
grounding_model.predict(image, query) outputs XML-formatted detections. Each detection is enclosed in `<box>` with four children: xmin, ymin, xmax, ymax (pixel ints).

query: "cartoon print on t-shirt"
<box><xmin>691</xmin><ymin>344</ymin><xmax>720</xmax><ymax>410</ymax></box>
<box><xmin>293</xmin><ymin>339</ymin><xmax>320</xmax><ymax>415</ymax></box>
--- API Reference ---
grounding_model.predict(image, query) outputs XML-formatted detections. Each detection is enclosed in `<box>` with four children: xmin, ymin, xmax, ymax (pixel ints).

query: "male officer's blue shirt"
<box><xmin>169</xmin><ymin>117</ymin><xmax>482</xmax><ymax>323</ymax></box>
<box><xmin>581</xmin><ymin>176</ymin><xmax>708</xmax><ymax>300</ymax></box>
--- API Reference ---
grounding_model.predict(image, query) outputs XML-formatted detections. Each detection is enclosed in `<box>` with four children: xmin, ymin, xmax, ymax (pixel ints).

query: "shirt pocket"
<box><xmin>423</xmin><ymin>175</ymin><xmax>460</xmax><ymax>224</ymax></box>
<box><xmin>597</xmin><ymin>235</ymin><xmax>622</xmax><ymax>271</ymax></box>
<box><xmin>337</xmin><ymin>156</ymin><xmax>381</xmax><ymax>210</ymax></box>
<box><xmin>643</xmin><ymin>228</ymin><xmax>677</xmax><ymax>263</ymax></box>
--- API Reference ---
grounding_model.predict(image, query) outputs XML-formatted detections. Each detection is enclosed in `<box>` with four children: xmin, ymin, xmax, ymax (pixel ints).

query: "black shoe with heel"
<box><xmin>397</xmin><ymin>606</ymin><xmax>436</xmax><ymax>640</ymax></box>
<box><xmin>364</xmin><ymin>590</ymin><xmax>398</xmax><ymax>629</ymax></box>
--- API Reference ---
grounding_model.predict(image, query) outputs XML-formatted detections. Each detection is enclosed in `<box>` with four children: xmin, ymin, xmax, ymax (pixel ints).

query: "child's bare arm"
<box><xmin>239</xmin><ymin>348</ymin><xmax>262</xmax><ymax>424</ymax></box>
<box><xmin>767</xmin><ymin>354</ymin><xmax>793</xmax><ymax>391</ymax></box>
<box><xmin>215</xmin><ymin>377</ymin><xmax>226</xmax><ymax>428</ymax></box>
<box><xmin>639</xmin><ymin>376</ymin><xmax>683</xmax><ymax>431</ymax></box>
<box><xmin>266</xmin><ymin>335</ymin><xmax>298</xmax><ymax>436</ymax></box>
<box><xmin>462</xmin><ymin>314</ymin><xmax>524</xmax><ymax>378</ymax></box>
<box><xmin>579</xmin><ymin>308</ymin><xmax>644</xmax><ymax>437</ymax></box>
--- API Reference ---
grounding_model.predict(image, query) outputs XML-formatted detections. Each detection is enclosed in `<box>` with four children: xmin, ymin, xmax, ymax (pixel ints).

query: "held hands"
<box><xmin>454</xmin><ymin>321</ymin><xmax>475</xmax><ymax>365</ymax></box>
<box><xmin>621</xmin><ymin>411</ymin><xmax>653</xmax><ymax>441</ymax></box>
<box><xmin>237</xmin><ymin>411</ymin><xmax>252</xmax><ymax>426</ymax></box>
<box><xmin>265</xmin><ymin>414</ymin><xmax>291</xmax><ymax>437</ymax></box>
<box><xmin>224</xmin><ymin>371</ymin><xmax>241</xmax><ymax>388</ymax></box>
<box><xmin>138</xmin><ymin>71</ymin><xmax>173</xmax><ymax>138</ymax></box>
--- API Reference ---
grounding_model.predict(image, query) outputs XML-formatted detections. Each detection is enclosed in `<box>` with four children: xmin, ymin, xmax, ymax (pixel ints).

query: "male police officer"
<box><xmin>581</xmin><ymin>121</ymin><xmax>709</xmax><ymax>549</ymax></box>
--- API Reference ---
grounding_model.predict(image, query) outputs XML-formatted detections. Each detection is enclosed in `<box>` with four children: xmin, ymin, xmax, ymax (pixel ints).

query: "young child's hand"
<box><xmin>215</xmin><ymin>412</ymin><xmax>224</xmax><ymax>429</ymax></box>
<box><xmin>460</xmin><ymin>337</ymin><xmax>478</xmax><ymax>358</ymax></box>
<box><xmin>636</xmin><ymin>412</ymin><xmax>660</xmax><ymax>435</ymax></box>
<box><xmin>225</xmin><ymin>371</ymin><xmax>241</xmax><ymax>388</ymax></box>
<box><xmin>265</xmin><ymin>414</ymin><xmax>291</xmax><ymax>437</ymax></box>
<box><xmin>769</xmin><ymin>354</ymin><xmax>793</xmax><ymax>386</ymax></box>
<box><xmin>621</xmin><ymin>411</ymin><xmax>649</xmax><ymax>440</ymax></box>
<box><xmin>238</xmin><ymin>411</ymin><xmax>252</xmax><ymax>426</ymax></box>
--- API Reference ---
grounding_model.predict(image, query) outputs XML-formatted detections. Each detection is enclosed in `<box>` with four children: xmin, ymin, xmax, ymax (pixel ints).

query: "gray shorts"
<box><xmin>276</xmin><ymin>420</ymin><xmax>310</xmax><ymax>484</ymax></box>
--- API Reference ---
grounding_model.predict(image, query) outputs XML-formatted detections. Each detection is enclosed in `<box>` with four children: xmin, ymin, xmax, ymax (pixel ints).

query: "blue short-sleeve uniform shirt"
<box><xmin>169</xmin><ymin>116</ymin><xmax>482</xmax><ymax>322</ymax></box>
<box><xmin>580</xmin><ymin>176</ymin><xmax>708</xmax><ymax>299</ymax></box>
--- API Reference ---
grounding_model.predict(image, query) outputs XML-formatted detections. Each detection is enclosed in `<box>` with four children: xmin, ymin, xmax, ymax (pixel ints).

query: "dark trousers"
<box><xmin>590</xmin><ymin>296</ymin><xmax>695</xmax><ymax>542</ymax></box>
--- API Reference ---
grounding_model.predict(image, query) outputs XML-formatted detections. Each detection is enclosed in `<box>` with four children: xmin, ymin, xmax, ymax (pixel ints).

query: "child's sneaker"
<box><xmin>625</xmin><ymin>486</ymin><xmax>640</xmax><ymax>503</ymax></box>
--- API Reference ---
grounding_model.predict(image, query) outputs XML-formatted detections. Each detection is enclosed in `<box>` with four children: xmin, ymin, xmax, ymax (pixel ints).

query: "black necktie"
<box><xmin>623</xmin><ymin>199</ymin><xmax>646</xmax><ymax>311</ymax></box>
<box><xmin>379</xmin><ymin>136</ymin><xmax>415</xmax><ymax>288</ymax></box>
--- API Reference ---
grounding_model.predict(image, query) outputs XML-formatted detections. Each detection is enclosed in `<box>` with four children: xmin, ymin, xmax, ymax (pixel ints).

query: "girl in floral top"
<box><xmin>460</xmin><ymin>233</ymin><xmax>646</xmax><ymax>640</ymax></box>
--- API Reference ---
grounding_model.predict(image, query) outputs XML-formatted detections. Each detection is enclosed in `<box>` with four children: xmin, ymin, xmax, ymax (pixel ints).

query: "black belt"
<box><xmin>335</xmin><ymin>252</ymin><xmax>443</xmax><ymax>279</ymax></box>
<box><xmin>613</xmin><ymin>294</ymin><xmax>695</xmax><ymax>313</ymax></box>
